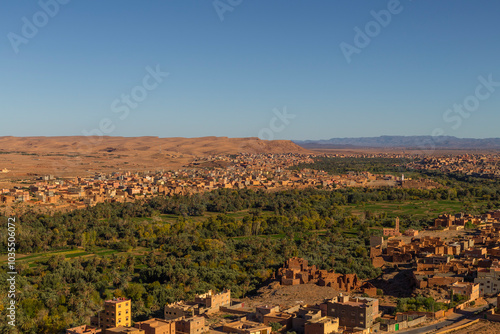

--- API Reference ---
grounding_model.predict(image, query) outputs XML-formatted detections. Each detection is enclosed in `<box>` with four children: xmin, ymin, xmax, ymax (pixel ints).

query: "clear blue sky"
<box><xmin>1</xmin><ymin>0</ymin><xmax>500</xmax><ymax>140</ymax></box>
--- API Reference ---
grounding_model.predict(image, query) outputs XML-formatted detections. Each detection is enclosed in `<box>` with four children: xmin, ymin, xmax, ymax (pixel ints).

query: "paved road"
<box><xmin>396</xmin><ymin>299</ymin><xmax>496</xmax><ymax>334</ymax></box>
<box><xmin>380</xmin><ymin>297</ymin><xmax>497</xmax><ymax>334</ymax></box>
<box><xmin>396</xmin><ymin>315</ymin><xmax>464</xmax><ymax>334</ymax></box>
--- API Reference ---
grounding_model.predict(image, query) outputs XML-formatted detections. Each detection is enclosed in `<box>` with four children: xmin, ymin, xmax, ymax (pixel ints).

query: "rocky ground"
<box><xmin>238</xmin><ymin>281</ymin><xmax>342</xmax><ymax>308</ymax></box>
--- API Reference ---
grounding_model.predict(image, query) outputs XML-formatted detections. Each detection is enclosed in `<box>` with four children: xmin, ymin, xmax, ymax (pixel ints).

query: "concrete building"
<box><xmin>450</xmin><ymin>282</ymin><xmax>480</xmax><ymax>301</ymax></box>
<box><xmin>164</xmin><ymin>302</ymin><xmax>198</xmax><ymax>320</ymax></box>
<box><xmin>255</xmin><ymin>305</ymin><xmax>280</xmax><ymax>323</ymax></box>
<box><xmin>91</xmin><ymin>298</ymin><xmax>132</xmax><ymax>330</ymax></box>
<box><xmin>304</xmin><ymin>317</ymin><xmax>339</xmax><ymax>334</ymax></box>
<box><xmin>194</xmin><ymin>289</ymin><xmax>231</xmax><ymax>312</ymax></box>
<box><xmin>475</xmin><ymin>267</ymin><xmax>500</xmax><ymax>296</ymax></box>
<box><xmin>325</xmin><ymin>295</ymin><xmax>379</xmax><ymax>329</ymax></box>
<box><xmin>134</xmin><ymin>318</ymin><xmax>176</xmax><ymax>334</ymax></box>
<box><xmin>175</xmin><ymin>316</ymin><xmax>208</xmax><ymax>334</ymax></box>
<box><xmin>291</xmin><ymin>307</ymin><xmax>323</xmax><ymax>334</ymax></box>
<box><xmin>262</xmin><ymin>312</ymin><xmax>293</xmax><ymax>331</ymax></box>
<box><xmin>222</xmin><ymin>319</ymin><xmax>271</xmax><ymax>334</ymax></box>
<box><xmin>165</xmin><ymin>289</ymin><xmax>231</xmax><ymax>320</ymax></box>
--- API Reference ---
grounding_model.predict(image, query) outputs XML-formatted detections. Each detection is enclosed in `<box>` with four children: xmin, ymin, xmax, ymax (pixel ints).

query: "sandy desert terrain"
<box><xmin>0</xmin><ymin>136</ymin><xmax>310</xmax><ymax>180</ymax></box>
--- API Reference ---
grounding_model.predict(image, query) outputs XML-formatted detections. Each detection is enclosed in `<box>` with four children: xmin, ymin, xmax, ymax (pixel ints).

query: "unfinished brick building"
<box><xmin>194</xmin><ymin>289</ymin><xmax>231</xmax><ymax>313</ymax></box>
<box><xmin>164</xmin><ymin>289</ymin><xmax>231</xmax><ymax>319</ymax></box>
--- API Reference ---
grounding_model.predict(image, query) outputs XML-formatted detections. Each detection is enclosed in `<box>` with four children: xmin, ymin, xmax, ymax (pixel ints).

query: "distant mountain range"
<box><xmin>294</xmin><ymin>136</ymin><xmax>500</xmax><ymax>150</ymax></box>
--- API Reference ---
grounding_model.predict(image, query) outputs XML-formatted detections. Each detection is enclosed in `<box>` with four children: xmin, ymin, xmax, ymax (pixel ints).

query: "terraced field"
<box><xmin>347</xmin><ymin>200</ymin><xmax>482</xmax><ymax>220</ymax></box>
<box><xmin>0</xmin><ymin>247</ymin><xmax>149</xmax><ymax>268</ymax></box>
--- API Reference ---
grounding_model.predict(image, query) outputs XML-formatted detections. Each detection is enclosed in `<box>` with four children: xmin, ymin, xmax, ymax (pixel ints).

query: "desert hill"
<box><xmin>0</xmin><ymin>136</ymin><xmax>308</xmax><ymax>155</ymax></box>
<box><xmin>0</xmin><ymin>136</ymin><xmax>310</xmax><ymax>179</ymax></box>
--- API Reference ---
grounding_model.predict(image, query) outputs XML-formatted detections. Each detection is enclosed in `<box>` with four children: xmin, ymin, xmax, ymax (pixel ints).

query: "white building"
<box><xmin>475</xmin><ymin>267</ymin><xmax>500</xmax><ymax>296</ymax></box>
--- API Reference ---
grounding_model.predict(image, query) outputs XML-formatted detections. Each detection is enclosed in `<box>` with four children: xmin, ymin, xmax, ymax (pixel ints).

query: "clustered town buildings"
<box><xmin>66</xmin><ymin>227</ymin><xmax>500</xmax><ymax>334</ymax></box>
<box><xmin>0</xmin><ymin>154</ymin><xmax>406</xmax><ymax>212</ymax></box>
<box><xmin>57</xmin><ymin>199</ymin><xmax>500</xmax><ymax>334</ymax></box>
<box><xmin>407</xmin><ymin>154</ymin><xmax>500</xmax><ymax>178</ymax></box>
<box><xmin>67</xmin><ymin>285</ymin><xmax>383</xmax><ymax>334</ymax></box>
<box><xmin>63</xmin><ymin>258</ymin><xmax>387</xmax><ymax>334</ymax></box>
<box><xmin>2</xmin><ymin>152</ymin><xmax>499</xmax><ymax>212</ymax></box>
<box><xmin>370</xmin><ymin>210</ymin><xmax>500</xmax><ymax>298</ymax></box>
<box><xmin>5</xmin><ymin>152</ymin><xmax>499</xmax><ymax>333</ymax></box>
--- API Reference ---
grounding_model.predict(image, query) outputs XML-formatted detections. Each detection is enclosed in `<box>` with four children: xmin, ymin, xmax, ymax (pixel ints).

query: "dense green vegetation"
<box><xmin>293</xmin><ymin>157</ymin><xmax>500</xmax><ymax>209</ymax></box>
<box><xmin>291</xmin><ymin>157</ymin><xmax>412</xmax><ymax>175</ymax></box>
<box><xmin>0</xmin><ymin>188</ymin><xmax>384</xmax><ymax>333</ymax></box>
<box><xmin>396</xmin><ymin>294</ymin><xmax>467</xmax><ymax>313</ymax></box>
<box><xmin>395</xmin><ymin>295</ymin><xmax>449</xmax><ymax>312</ymax></box>
<box><xmin>0</xmin><ymin>157</ymin><xmax>499</xmax><ymax>333</ymax></box>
